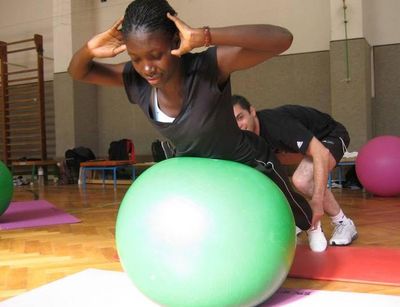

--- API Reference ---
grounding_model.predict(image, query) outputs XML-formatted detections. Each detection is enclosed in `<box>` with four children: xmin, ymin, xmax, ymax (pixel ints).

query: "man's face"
<box><xmin>233</xmin><ymin>104</ymin><xmax>259</xmax><ymax>135</ymax></box>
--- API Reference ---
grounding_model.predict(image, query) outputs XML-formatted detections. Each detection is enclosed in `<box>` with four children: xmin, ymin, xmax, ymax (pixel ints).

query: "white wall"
<box><xmin>171</xmin><ymin>0</ymin><xmax>331</xmax><ymax>54</ymax></box>
<box><xmin>53</xmin><ymin>0</ymin><xmax>72</xmax><ymax>73</ymax></box>
<box><xmin>330</xmin><ymin>0</ymin><xmax>363</xmax><ymax>41</ymax></box>
<box><xmin>330</xmin><ymin>0</ymin><xmax>400</xmax><ymax>45</ymax></box>
<box><xmin>0</xmin><ymin>0</ymin><xmax>54</xmax><ymax>80</ymax></box>
<box><xmin>1</xmin><ymin>0</ymin><xmax>399</xmax><ymax>76</ymax></box>
<box><xmin>363</xmin><ymin>0</ymin><xmax>400</xmax><ymax>46</ymax></box>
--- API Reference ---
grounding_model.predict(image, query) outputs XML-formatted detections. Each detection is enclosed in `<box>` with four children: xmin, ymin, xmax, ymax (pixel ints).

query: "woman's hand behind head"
<box><xmin>87</xmin><ymin>17</ymin><xmax>127</xmax><ymax>58</ymax></box>
<box><xmin>167</xmin><ymin>12</ymin><xmax>202</xmax><ymax>57</ymax></box>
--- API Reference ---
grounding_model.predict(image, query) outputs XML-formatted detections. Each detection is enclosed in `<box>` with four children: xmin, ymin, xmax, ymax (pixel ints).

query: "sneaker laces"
<box><xmin>331</xmin><ymin>221</ymin><xmax>346</xmax><ymax>236</ymax></box>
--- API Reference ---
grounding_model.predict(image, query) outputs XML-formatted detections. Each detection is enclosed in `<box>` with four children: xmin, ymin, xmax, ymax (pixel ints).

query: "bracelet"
<box><xmin>203</xmin><ymin>26</ymin><xmax>211</xmax><ymax>47</ymax></box>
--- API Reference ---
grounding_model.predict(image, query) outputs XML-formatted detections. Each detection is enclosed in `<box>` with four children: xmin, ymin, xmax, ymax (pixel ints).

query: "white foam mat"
<box><xmin>1</xmin><ymin>269</ymin><xmax>400</xmax><ymax>307</ymax></box>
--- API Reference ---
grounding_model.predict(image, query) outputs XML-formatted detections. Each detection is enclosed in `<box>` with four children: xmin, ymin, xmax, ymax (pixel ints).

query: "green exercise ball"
<box><xmin>0</xmin><ymin>161</ymin><xmax>13</xmax><ymax>216</ymax></box>
<box><xmin>116</xmin><ymin>157</ymin><xmax>295</xmax><ymax>307</ymax></box>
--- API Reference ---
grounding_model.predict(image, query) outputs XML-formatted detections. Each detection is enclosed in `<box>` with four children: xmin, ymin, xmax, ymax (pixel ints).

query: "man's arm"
<box><xmin>306</xmin><ymin>137</ymin><xmax>332</xmax><ymax>226</ymax></box>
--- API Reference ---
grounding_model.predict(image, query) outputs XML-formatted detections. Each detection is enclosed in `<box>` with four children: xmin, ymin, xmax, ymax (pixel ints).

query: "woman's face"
<box><xmin>125</xmin><ymin>29</ymin><xmax>180</xmax><ymax>88</ymax></box>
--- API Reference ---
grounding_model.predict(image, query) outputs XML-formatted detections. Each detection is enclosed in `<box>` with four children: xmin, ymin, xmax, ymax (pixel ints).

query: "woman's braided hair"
<box><xmin>122</xmin><ymin>0</ymin><xmax>177</xmax><ymax>38</ymax></box>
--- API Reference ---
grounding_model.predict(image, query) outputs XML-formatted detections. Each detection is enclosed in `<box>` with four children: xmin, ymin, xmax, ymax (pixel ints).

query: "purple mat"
<box><xmin>0</xmin><ymin>200</ymin><xmax>80</xmax><ymax>230</ymax></box>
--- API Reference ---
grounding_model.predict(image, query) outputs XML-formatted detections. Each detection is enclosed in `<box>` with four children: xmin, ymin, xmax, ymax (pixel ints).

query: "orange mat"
<box><xmin>288</xmin><ymin>245</ymin><xmax>400</xmax><ymax>286</ymax></box>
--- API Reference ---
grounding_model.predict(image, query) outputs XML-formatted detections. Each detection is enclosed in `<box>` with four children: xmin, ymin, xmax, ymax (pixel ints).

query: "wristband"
<box><xmin>203</xmin><ymin>26</ymin><xmax>211</xmax><ymax>47</ymax></box>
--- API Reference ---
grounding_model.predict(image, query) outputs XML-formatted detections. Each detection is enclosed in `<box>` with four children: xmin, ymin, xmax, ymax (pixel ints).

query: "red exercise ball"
<box><xmin>355</xmin><ymin>135</ymin><xmax>400</xmax><ymax>197</ymax></box>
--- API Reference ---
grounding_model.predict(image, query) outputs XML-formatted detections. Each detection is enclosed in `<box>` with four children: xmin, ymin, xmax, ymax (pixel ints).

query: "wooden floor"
<box><xmin>1</xmin><ymin>182</ymin><xmax>400</xmax><ymax>301</ymax></box>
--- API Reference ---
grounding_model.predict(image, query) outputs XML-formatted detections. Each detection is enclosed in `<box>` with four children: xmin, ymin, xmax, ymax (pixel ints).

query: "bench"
<box><xmin>79</xmin><ymin>160</ymin><xmax>155</xmax><ymax>190</ymax></box>
<box><xmin>11</xmin><ymin>159</ymin><xmax>59</xmax><ymax>185</ymax></box>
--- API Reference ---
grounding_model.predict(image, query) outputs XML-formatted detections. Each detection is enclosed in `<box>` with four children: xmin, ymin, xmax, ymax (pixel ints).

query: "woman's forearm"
<box><xmin>209</xmin><ymin>24</ymin><xmax>293</xmax><ymax>54</ymax></box>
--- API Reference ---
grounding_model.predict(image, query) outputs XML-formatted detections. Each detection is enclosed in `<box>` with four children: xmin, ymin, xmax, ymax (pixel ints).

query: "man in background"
<box><xmin>232</xmin><ymin>95</ymin><xmax>357</xmax><ymax>252</ymax></box>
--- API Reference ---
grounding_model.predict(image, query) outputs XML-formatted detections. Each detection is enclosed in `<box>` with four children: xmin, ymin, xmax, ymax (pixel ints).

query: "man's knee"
<box><xmin>292</xmin><ymin>161</ymin><xmax>314</xmax><ymax>194</ymax></box>
<box><xmin>292</xmin><ymin>173</ymin><xmax>312</xmax><ymax>194</ymax></box>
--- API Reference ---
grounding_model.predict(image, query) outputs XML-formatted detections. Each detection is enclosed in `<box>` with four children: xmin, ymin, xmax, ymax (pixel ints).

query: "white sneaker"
<box><xmin>307</xmin><ymin>227</ymin><xmax>328</xmax><ymax>252</ymax></box>
<box><xmin>329</xmin><ymin>219</ymin><xmax>358</xmax><ymax>246</ymax></box>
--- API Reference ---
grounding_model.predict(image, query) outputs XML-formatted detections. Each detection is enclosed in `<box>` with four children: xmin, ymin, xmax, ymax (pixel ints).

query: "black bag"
<box><xmin>64</xmin><ymin>147</ymin><xmax>96</xmax><ymax>183</ymax></box>
<box><xmin>107</xmin><ymin>139</ymin><xmax>135</xmax><ymax>180</ymax></box>
<box><xmin>151</xmin><ymin>139</ymin><xmax>175</xmax><ymax>162</ymax></box>
<box><xmin>108</xmin><ymin>139</ymin><xmax>135</xmax><ymax>162</ymax></box>
<box><xmin>58</xmin><ymin>159</ymin><xmax>75</xmax><ymax>185</ymax></box>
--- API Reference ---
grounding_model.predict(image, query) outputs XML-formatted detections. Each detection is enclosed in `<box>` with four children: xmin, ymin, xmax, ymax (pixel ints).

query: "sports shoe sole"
<box><xmin>330</xmin><ymin>233</ymin><xmax>358</xmax><ymax>246</ymax></box>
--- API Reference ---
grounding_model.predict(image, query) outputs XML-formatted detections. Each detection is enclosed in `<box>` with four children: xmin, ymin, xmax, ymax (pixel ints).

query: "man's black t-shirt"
<box><xmin>257</xmin><ymin>105</ymin><xmax>340</xmax><ymax>154</ymax></box>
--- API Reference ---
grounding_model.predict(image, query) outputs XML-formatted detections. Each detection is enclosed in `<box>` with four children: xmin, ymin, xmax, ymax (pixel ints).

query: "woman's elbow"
<box><xmin>67</xmin><ymin>62</ymin><xmax>88</xmax><ymax>81</ymax></box>
<box><xmin>67</xmin><ymin>63</ymin><xmax>79</xmax><ymax>80</ymax></box>
<box><xmin>279</xmin><ymin>30</ymin><xmax>293</xmax><ymax>53</ymax></box>
<box><xmin>67</xmin><ymin>65</ymin><xmax>75</xmax><ymax>79</ymax></box>
<box><xmin>286</xmin><ymin>32</ymin><xmax>294</xmax><ymax>50</ymax></box>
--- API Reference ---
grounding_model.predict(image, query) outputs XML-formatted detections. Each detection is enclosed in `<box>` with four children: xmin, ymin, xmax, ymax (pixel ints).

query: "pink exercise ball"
<box><xmin>355</xmin><ymin>135</ymin><xmax>400</xmax><ymax>197</ymax></box>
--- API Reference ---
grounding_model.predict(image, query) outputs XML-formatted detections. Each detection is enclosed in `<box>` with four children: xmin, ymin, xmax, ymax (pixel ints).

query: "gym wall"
<box><xmin>1</xmin><ymin>0</ymin><xmax>399</xmax><ymax>159</ymax></box>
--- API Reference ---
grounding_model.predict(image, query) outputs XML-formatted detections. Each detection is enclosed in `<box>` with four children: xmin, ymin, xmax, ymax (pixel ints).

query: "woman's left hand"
<box><xmin>167</xmin><ymin>12</ymin><xmax>199</xmax><ymax>56</ymax></box>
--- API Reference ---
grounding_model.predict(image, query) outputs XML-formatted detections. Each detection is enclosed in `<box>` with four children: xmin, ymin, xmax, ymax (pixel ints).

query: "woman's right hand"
<box><xmin>87</xmin><ymin>17</ymin><xmax>127</xmax><ymax>58</ymax></box>
<box><xmin>167</xmin><ymin>12</ymin><xmax>199</xmax><ymax>57</ymax></box>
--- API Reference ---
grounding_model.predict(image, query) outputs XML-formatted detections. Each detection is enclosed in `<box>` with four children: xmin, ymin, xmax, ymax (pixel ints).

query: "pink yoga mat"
<box><xmin>0</xmin><ymin>200</ymin><xmax>80</xmax><ymax>230</ymax></box>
